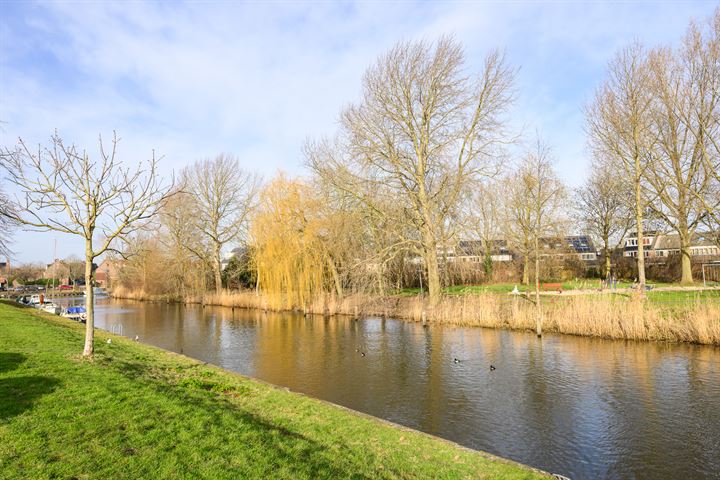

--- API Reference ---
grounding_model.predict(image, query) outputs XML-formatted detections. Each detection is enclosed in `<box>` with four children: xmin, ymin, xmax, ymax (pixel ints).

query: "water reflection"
<box><xmin>70</xmin><ymin>298</ymin><xmax>719</xmax><ymax>479</ymax></box>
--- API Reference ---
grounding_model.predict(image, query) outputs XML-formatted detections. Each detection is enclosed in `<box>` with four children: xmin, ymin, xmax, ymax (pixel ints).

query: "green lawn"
<box><xmin>0</xmin><ymin>302</ymin><xmax>546</xmax><ymax>480</ymax></box>
<box><xmin>396</xmin><ymin>280</ymin><xmax>712</xmax><ymax>297</ymax></box>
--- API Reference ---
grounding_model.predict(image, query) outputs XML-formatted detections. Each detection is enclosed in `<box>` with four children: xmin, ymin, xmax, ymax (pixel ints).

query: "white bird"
<box><xmin>106</xmin><ymin>338</ymin><xmax>112</xmax><ymax>344</ymax></box>
<box><xmin>134</xmin><ymin>335</ymin><xmax>139</xmax><ymax>341</ymax></box>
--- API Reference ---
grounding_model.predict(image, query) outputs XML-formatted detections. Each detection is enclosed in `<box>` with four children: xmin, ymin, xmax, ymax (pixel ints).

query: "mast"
<box><xmin>52</xmin><ymin>238</ymin><xmax>57</xmax><ymax>302</ymax></box>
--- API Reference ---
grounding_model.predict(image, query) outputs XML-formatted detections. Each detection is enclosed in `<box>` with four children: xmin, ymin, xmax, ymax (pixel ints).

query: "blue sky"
<box><xmin>1</xmin><ymin>0</ymin><xmax>717</xmax><ymax>264</ymax></box>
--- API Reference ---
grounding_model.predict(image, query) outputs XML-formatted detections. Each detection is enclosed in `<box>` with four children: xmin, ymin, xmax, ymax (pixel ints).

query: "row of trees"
<box><xmin>111</xmin><ymin>12</ymin><xmax>720</xmax><ymax>307</ymax></box>
<box><xmin>586</xmin><ymin>10</ymin><xmax>720</xmax><ymax>287</ymax></box>
<box><xmin>2</xmin><ymin>10</ymin><xmax>719</xmax><ymax>355</ymax></box>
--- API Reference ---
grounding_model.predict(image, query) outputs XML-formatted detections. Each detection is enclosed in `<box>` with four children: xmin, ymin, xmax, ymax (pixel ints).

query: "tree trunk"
<box><xmin>82</xmin><ymin>240</ymin><xmax>95</xmax><ymax>357</ymax></box>
<box><xmin>678</xmin><ymin>216</ymin><xmax>693</xmax><ymax>284</ymax></box>
<box><xmin>423</xmin><ymin>233</ymin><xmax>442</xmax><ymax>305</ymax></box>
<box><xmin>327</xmin><ymin>256</ymin><xmax>343</xmax><ymax>298</ymax></box>
<box><xmin>604</xmin><ymin>248</ymin><xmax>612</xmax><ymax>279</ymax></box>
<box><xmin>534</xmin><ymin>235</ymin><xmax>542</xmax><ymax>337</ymax></box>
<box><xmin>679</xmin><ymin>232</ymin><xmax>693</xmax><ymax>284</ymax></box>
<box><xmin>634</xmin><ymin>176</ymin><xmax>646</xmax><ymax>295</ymax></box>
<box><xmin>603</xmin><ymin>234</ymin><xmax>611</xmax><ymax>279</ymax></box>
<box><xmin>522</xmin><ymin>256</ymin><xmax>529</xmax><ymax>285</ymax></box>
<box><xmin>213</xmin><ymin>242</ymin><xmax>222</xmax><ymax>294</ymax></box>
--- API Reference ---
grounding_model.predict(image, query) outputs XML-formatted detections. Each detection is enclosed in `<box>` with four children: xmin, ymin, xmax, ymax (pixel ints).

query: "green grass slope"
<box><xmin>0</xmin><ymin>302</ymin><xmax>546</xmax><ymax>480</ymax></box>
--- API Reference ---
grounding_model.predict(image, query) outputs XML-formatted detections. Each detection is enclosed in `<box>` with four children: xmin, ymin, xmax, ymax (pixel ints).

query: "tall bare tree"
<box><xmin>508</xmin><ymin>139</ymin><xmax>565</xmax><ymax>336</ymax></box>
<box><xmin>504</xmin><ymin>173</ymin><xmax>534</xmax><ymax>285</ymax></box>
<box><xmin>1</xmin><ymin>132</ymin><xmax>172</xmax><ymax>356</ymax></box>
<box><xmin>682</xmin><ymin>10</ymin><xmax>720</xmax><ymax>250</ymax></box>
<box><xmin>587</xmin><ymin>43</ymin><xmax>655</xmax><ymax>294</ymax></box>
<box><xmin>575</xmin><ymin>155</ymin><xmax>633</xmax><ymax>278</ymax></box>
<box><xmin>307</xmin><ymin>37</ymin><xmax>515</xmax><ymax>304</ymax></box>
<box><xmin>159</xmin><ymin>191</ymin><xmax>210</xmax><ymax>296</ymax></box>
<box><xmin>182</xmin><ymin>155</ymin><xmax>260</xmax><ymax>294</ymax></box>
<box><xmin>643</xmin><ymin>27</ymin><xmax>717</xmax><ymax>283</ymax></box>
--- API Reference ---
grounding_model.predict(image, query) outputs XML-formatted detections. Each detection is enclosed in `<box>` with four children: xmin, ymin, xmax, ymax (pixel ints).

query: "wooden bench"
<box><xmin>541</xmin><ymin>282</ymin><xmax>563</xmax><ymax>293</ymax></box>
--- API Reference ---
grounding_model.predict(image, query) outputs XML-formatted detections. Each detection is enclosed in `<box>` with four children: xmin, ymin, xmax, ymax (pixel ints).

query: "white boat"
<box><xmin>41</xmin><ymin>302</ymin><xmax>61</xmax><ymax>315</ymax></box>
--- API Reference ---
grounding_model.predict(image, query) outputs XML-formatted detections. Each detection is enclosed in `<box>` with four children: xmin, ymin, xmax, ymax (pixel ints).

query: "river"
<box><xmin>65</xmin><ymin>297</ymin><xmax>720</xmax><ymax>479</ymax></box>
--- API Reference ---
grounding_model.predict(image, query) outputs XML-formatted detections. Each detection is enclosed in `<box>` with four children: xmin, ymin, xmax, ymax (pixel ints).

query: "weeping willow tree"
<box><xmin>251</xmin><ymin>174</ymin><xmax>343</xmax><ymax>310</ymax></box>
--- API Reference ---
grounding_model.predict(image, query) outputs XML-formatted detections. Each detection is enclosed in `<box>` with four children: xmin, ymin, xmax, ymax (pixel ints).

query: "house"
<box><xmin>95</xmin><ymin>258</ymin><xmax>121</xmax><ymax>288</ymax></box>
<box><xmin>651</xmin><ymin>232</ymin><xmax>720</xmax><ymax>258</ymax></box>
<box><xmin>440</xmin><ymin>240</ymin><xmax>513</xmax><ymax>263</ymax></box>
<box><xmin>540</xmin><ymin>235</ymin><xmax>598</xmax><ymax>262</ymax></box>
<box><xmin>43</xmin><ymin>259</ymin><xmax>70</xmax><ymax>284</ymax></box>
<box><xmin>623</xmin><ymin>231</ymin><xmax>659</xmax><ymax>258</ymax></box>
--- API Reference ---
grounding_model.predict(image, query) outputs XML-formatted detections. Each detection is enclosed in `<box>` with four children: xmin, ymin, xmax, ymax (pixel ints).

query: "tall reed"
<box><xmin>110</xmin><ymin>287</ymin><xmax>720</xmax><ymax>345</ymax></box>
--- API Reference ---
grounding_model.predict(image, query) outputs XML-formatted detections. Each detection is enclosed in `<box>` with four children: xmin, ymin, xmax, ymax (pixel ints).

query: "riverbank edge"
<box><xmin>109</xmin><ymin>288</ymin><xmax>720</xmax><ymax>345</ymax></box>
<box><xmin>0</xmin><ymin>301</ymin><xmax>550</xmax><ymax>479</ymax></box>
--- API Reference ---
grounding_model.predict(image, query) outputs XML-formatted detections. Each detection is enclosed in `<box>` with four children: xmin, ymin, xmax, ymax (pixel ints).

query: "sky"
<box><xmin>0</xmin><ymin>0</ymin><xmax>717</xmax><ymax>264</ymax></box>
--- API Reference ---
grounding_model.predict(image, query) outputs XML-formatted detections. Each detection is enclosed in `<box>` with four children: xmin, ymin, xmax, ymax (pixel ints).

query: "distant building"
<box><xmin>540</xmin><ymin>235</ymin><xmax>598</xmax><ymax>262</ymax></box>
<box><xmin>651</xmin><ymin>232</ymin><xmax>720</xmax><ymax>258</ymax></box>
<box><xmin>95</xmin><ymin>259</ymin><xmax>121</xmax><ymax>288</ymax></box>
<box><xmin>623</xmin><ymin>231</ymin><xmax>659</xmax><ymax>258</ymax></box>
<box><xmin>440</xmin><ymin>240</ymin><xmax>513</xmax><ymax>264</ymax></box>
<box><xmin>43</xmin><ymin>259</ymin><xmax>71</xmax><ymax>285</ymax></box>
<box><xmin>623</xmin><ymin>231</ymin><xmax>719</xmax><ymax>259</ymax></box>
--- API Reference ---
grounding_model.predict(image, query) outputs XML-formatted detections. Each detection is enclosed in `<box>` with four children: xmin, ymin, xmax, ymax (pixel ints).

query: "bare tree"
<box><xmin>504</xmin><ymin>172</ymin><xmax>534</xmax><ymax>285</ymax></box>
<box><xmin>308</xmin><ymin>37</ymin><xmax>515</xmax><ymax>304</ymax></box>
<box><xmin>63</xmin><ymin>255</ymin><xmax>85</xmax><ymax>285</ymax></box>
<box><xmin>682</xmin><ymin>10</ymin><xmax>720</xmax><ymax>250</ymax></box>
<box><xmin>575</xmin><ymin>155</ymin><xmax>633</xmax><ymax>278</ymax></box>
<box><xmin>1</xmin><ymin>132</ymin><xmax>173</xmax><ymax>356</ymax></box>
<box><xmin>159</xmin><ymin>191</ymin><xmax>211</xmax><ymax>296</ymax></box>
<box><xmin>587</xmin><ymin>43</ymin><xmax>655</xmax><ymax>294</ymax></box>
<box><xmin>0</xmin><ymin>184</ymin><xmax>14</xmax><ymax>258</ymax></box>
<box><xmin>643</xmin><ymin>27</ymin><xmax>717</xmax><ymax>284</ymax></box>
<box><xmin>465</xmin><ymin>179</ymin><xmax>505</xmax><ymax>280</ymax></box>
<box><xmin>182</xmin><ymin>155</ymin><xmax>260</xmax><ymax>294</ymax></box>
<box><xmin>509</xmin><ymin>139</ymin><xmax>565</xmax><ymax>336</ymax></box>
<box><xmin>8</xmin><ymin>262</ymin><xmax>44</xmax><ymax>284</ymax></box>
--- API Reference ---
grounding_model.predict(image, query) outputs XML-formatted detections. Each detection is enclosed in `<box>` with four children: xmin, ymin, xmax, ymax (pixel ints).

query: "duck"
<box><xmin>490</xmin><ymin>365</ymin><xmax>496</xmax><ymax>371</ymax></box>
<box><xmin>453</xmin><ymin>358</ymin><xmax>460</xmax><ymax>364</ymax></box>
<box><xmin>361</xmin><ymin>352</ymin><xmax>366</xmax><ymax>357</ymax></box>
<box><xmin>134</xmin><ymin>335</ymin><xmax>139</xmax><ymax>341</ymax></box>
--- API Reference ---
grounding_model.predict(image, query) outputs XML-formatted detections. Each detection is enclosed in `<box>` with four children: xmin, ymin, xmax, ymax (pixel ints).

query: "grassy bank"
<box><xmin>0</xmin><ymin>303</ymin><xmax>546</xmax><ymax>479</ymax></box>
<box><xmin>112</xmin><ymin>286</ymin><xmax>720</xmax><ymax>345</ymax></box>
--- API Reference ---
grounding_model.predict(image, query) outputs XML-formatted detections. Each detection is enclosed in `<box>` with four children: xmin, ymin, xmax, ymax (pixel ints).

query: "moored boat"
<box><xmin>41</xmin><ymin>302</ymin><xmax>61</xmax><ymax>315</ymax></box>
<box><xmin>62</xmin><ymin>306</ymin><xmax>87</xmax><ymax>322</ymax></box>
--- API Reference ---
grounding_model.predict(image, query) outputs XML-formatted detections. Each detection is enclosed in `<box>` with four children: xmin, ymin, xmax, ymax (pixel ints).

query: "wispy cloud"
<box><xmin>0</xmin><ymin>0</ymin><xmax>715</xmax><ymax>261</ymax></box>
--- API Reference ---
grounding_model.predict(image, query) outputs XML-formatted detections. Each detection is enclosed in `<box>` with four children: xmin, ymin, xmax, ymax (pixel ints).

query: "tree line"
<box><xmin>1</xmin><ymin>9</ymin><xmax>719</xmax><ymax>355</ymax></box>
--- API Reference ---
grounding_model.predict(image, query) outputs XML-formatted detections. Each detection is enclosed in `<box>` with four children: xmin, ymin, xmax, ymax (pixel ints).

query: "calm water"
<box><xmin>67</xmin><ymin>298</ymin><xmax>720</xmax><ymax>479</ymax></box>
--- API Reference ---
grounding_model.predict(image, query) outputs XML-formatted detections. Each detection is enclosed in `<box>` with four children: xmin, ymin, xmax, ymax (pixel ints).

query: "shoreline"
<box><xmin>0</xmin><ymin>302</ymin><xmax>550</xmax><ymax>479</ymax></box>
<box><xmin>110</xmin><ymin>288</ymin><xmax>720</xmax><ymax>345</ymax></box>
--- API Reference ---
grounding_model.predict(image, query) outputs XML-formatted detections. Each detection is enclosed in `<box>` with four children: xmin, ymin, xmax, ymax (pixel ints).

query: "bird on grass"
<box><xmin>106</xmin><ymin>338</ymin><xmax>112</xmax><ymax>344</ymax></box>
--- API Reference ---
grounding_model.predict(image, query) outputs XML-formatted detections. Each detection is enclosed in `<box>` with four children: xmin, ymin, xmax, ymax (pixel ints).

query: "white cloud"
<box><xmin>1</xmin><ymin>0</ymin><xmax>716</xmax><ymax>262</ymax></box>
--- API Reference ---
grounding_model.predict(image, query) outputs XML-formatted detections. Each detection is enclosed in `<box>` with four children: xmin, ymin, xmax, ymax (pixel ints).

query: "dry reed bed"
<box><xmin>110</xmin><ymin>287</ymin><xmax>720</xmax><ymax>345</ymax></box>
